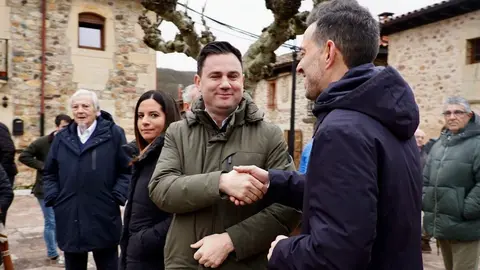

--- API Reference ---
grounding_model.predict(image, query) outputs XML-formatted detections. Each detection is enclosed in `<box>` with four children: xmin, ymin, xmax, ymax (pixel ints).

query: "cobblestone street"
<box><xmin>6</xmin><ymin>190</ymin><xmax>450</xmax><ymax>270</ymax></box>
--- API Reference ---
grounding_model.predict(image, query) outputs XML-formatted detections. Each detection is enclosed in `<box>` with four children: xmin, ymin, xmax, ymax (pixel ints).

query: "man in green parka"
<box><xmin>423</xmin><ymin>96</ymin><xmax>480</xmax><ymax>270</ymax></box>
<box><xmin>148</xmin><ymin>41</ymin><xmax>301</xmax><ymax>269</ymax></box>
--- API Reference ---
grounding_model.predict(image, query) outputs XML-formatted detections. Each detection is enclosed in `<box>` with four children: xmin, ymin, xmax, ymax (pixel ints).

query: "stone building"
<box><xmin>253</xmin><ymin>53</ymin><xmax>313</xmax><ymax>168</ymax></box>
<box><xmin>0</xmin><ymin>0</ymin><xmax>157</xmax><ymax>186</ymax></box>
<box><xmin>255</xmin><ymin>0</ymin><xmax>480</xmax><ymax>166</ymax></box>
<box><xmin>381</xmin><ymin>0</ymin><xmax>480</xmax><ymax>139</ymax></box>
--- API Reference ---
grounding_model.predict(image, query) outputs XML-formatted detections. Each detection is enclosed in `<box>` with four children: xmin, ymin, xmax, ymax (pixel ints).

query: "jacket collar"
<box><xmin>136</xmin><ymin>135</ymin><xmax>165</xmax><ymax>163</ymax></box>
<box><xmin>57</xmin><ymin>113</ymin><xmax>114</xmax><ymax>155</ymax></box>
<box><xmin>185</xmin><ymin>93</ymin><xmax>264</xmax><ymax>129</ymax></box>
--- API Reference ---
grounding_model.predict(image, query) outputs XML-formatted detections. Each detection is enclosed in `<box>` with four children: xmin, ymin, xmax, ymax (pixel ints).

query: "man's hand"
<box><xmin>230</xmin><ymin>166</ymin><xmax>269</xmax><ymax>206</ymax></box>
<box><xmin>191</xmin><ymin>233</ymin><xmax>235</xmax><ymax>268</ymax></box>
<box><xmin>267</xmin><ymin>235</ymin><xmax>288</xmax><ymax>261</ymax></box>
<box><xmin>219</xmin><ymin>170</ymin><xmax>267</xmax><ymax>204</ymax></box>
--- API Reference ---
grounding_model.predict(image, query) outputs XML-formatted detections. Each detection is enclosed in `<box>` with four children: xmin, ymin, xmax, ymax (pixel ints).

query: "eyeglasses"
<box><xmin>442</xmin><ymin>110</ymin><xmax>467</xmax><ymax>117</ymax></box>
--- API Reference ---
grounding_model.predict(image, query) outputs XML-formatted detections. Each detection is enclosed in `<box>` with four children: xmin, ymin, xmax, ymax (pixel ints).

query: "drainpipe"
<box><xmin>288</xmin><ymin>50</ymin><xmax>297</xmax><ymax>158</ymax></box>
<box><xmin>39</xmin><ymin>0</ymin><xmax>46</xmax><ymax>136</ymax></box>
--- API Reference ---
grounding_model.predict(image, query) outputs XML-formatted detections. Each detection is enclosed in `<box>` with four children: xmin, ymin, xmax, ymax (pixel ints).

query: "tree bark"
<box><xmin>139</xmin><ymin>0</ymin><xmax>215</xmax><ymax>58</ymax></box>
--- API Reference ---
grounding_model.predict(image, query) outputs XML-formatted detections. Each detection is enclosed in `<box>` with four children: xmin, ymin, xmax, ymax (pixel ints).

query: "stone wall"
<box><xmin>5</xmin><ymin>0</ymin><xmax>156</xmax><ymax>187</ymax></box>
<box><xmin>254</xmin><ymin>72</ymin><xmax>315</xmax><ymax>152</ymax></box>
<box><xmin>388</xmin><ymin>9</ymin><xmax>480</xmax><ymax>140</ymax></box>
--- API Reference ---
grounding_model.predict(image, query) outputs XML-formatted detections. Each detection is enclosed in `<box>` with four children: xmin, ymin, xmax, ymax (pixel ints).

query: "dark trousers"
<box><xmin>65</xmin><ymin>247</ymin><xmax>118</xmax><ymax>270</ymax></box>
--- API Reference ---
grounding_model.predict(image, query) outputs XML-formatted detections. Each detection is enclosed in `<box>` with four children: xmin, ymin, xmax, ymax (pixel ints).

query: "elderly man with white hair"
<box><xmin>182</xmin><ymin>84</ymin><xmax>201</xmax><ymax>112</ymax></box>
<box><xmin>43</xmin><ymin>89</ymin><xmax>131</xmax><ymax>270</ymax></box>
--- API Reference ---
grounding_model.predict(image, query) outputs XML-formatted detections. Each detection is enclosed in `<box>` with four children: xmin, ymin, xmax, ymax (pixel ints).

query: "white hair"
<box><xmin>444</xmin><ymin>96</ymin><xmax>471</xmax><ymax>113</ymax></box>
<box><xmin>70</xmin><ymin>89</ymin><xmax>100</xmax><ymax>111</ymax></box>
<box><xmin>182</xmin><ymin>84</ymin><xmax>199</xmax><ymax>103</ymax></box>
<box><xmin>414</xmin><ymin>128</ymin><xmax>425</xmax><ymax>137</ymax></box>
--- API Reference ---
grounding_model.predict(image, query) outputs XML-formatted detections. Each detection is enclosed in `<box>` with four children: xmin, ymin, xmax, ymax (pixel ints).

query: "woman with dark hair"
<box><xmin>119</xmin><ymin>90</ymin><xmax>181</xmax><ymax>270</ymax></box>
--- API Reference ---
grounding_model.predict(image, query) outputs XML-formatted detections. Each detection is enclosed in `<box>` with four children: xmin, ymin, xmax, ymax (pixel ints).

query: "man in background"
<box><xmin>19</xmin><ymin>114</ymin><xmax>72</xmax><ymax>264</ymax></box>
<box><xmin>0</xmin><ymin>122</ymin><xmax>17</xmax><ymax>186</ymax></box>
<box><xmin>182</xmin><ymin>84</ymin><xmax>201</xmax><ymax>112</ymax></box>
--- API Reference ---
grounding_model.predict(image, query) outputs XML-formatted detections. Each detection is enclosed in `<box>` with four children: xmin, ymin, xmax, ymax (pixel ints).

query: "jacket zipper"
<box><xmin>433</xmin><ymin>136</ymin><xmax>450</xmax><ymax>237</ymax></box>
<box><xmin>92</xmin><ymin>149</ymin><xmax>97</xmax><ymax>170</ymax></box>
<box><xmin>227</xmin><ymin>156</ymin><xmax>232</xmax><ymax>169</ymax></box>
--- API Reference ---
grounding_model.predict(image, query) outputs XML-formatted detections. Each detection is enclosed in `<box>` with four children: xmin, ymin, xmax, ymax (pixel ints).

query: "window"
<box><xmin>467</xmin><ymin>38</ymin><xmax>480</xmax><ymax>64</ymax></box>
<box><xmin>78</xmin><ymin>13</ymin><xmax>105</xmax><ymax>50</ymax></box>
<box><xmin>267</xmin><ymin>80</ymin><xmax>277</xmax><ymax>110</ymax></box>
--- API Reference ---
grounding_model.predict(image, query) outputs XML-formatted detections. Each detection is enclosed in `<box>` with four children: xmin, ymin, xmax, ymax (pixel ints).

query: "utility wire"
<box><xmin>177</xmin><ymin>1</ymin><xmax>300</xmax><ymax>51</ymax></box>
<box><xmin>193</xmin><ymin>21</ymin><xmax>259</xmax><ymax>43</ymax></box>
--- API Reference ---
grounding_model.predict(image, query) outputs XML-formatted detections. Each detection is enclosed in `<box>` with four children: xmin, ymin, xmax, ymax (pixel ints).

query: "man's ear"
<box><xmin>194</xmin><ymin>74</ymin><xmax>201</xmax><ymax>90</ymax></box>
<box><xmin>325</xmin><ymin>40</ymin><xmax>337</xmax><ymax>69</ymax></box>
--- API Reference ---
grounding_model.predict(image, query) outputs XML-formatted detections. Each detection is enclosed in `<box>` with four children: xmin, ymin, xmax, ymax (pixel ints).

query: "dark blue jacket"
<box><xmin>43</xmin><ymin>111</ymin><xmax>131</xmax><ymax>253</ymax></box>
<box><xmin>267</xmin><ymin>64</ymin><xmax>423</xmax><ymax>270</ymax></box>
<box><xmin>119</xmin><ymin>136</ymin><xmax>172</xmax><ymax>270</ymax></box>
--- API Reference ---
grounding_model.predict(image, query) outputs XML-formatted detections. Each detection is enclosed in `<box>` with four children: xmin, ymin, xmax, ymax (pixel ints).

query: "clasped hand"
<box><xmin>219</xmin><ymin>165</ymin><xmax>269</xmax><ymax>205</ymax></box>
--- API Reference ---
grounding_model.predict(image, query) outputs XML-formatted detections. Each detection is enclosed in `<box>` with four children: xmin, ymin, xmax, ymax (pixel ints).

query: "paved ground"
<box><xmin>6</xmin><ymin>190</ymin><xmax>448</xmax><ymax>270</ymax></box>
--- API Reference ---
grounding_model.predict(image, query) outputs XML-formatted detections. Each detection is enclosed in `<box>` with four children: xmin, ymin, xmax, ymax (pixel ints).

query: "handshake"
<box><xmin>219</xmin><ymin>166</ymin><xmax>269</xmax><ymax>206</ymax></box>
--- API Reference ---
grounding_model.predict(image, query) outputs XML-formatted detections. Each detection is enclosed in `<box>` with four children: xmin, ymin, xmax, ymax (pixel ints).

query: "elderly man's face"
<box><xmin>71</xmin><ymin>95</ymin><xmax>97</xmax><ymax>129</ymax></box>
<box><xmin>443</xmin><ymin>104</ymin><xmax>472</xmax><ymax>134</ymax></box>
<box><xmin>414</xmin><ymin>130</ymin><xmax>425</xmax><ymax>147</ymax></box>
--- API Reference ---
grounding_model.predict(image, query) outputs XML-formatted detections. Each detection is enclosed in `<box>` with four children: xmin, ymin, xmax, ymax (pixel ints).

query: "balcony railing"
<box><xmin>0</xmin><ymin>38</ymin><xmax>8</xmax><ymax>82</ymax></box>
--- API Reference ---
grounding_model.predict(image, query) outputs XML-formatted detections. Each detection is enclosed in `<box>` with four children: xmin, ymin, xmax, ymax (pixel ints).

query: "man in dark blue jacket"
<box><xmin>43</xmin><ymin>89</ymin><xmax>131</xmax><ymax>270</ymax></box>
<box><xmin>233</xmin><ymin>0</ymin><xmax>423</xmax><ymax>269</ymax></box>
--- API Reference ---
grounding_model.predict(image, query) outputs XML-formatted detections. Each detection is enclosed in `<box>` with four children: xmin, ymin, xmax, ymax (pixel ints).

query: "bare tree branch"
<box><xmin>139</xmin><ymin>0</ymin><xmax>215</xmax><ymax>58</ymax></box>
<box><xmin>138</xmin><ymin>0</ymin><xmax>329</xmax><ymax>92</ymax></box>
<box><xmin>242</xmin><ymin>0</ymin><xmax>303</xmax><ymax>90</ymax></box>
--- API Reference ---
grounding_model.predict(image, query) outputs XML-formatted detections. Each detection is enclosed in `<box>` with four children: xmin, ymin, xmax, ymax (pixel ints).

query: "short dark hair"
<box><xmin>196</xmin><ymin>41</ymin><xmax>243</xmax><ymax>75</ymax></box>
<box><xmin>134</xmin><ymin>90</ymin><xmax>181</xmax><ymax>151</ymax></box>
<box><xmin>55</xmin><ymin>114</ymin><xmax>72</xmax><ymax>127</ymax></box>
<box><xmin>307</xmin><ymin>0</ymin><xmax>379</xmax><ymax>68</ymax></box>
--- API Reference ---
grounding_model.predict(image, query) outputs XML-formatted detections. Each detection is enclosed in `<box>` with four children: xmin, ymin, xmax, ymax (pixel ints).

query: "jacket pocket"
<box><xmin>223</xmin><ymin>151</ymin><xmax>266</xmax><ymax>169</ymax></box>
<box><xmin>437</xmin><ymin>187</ymin><xmax>465</xmax><ymax>219</ymax></box>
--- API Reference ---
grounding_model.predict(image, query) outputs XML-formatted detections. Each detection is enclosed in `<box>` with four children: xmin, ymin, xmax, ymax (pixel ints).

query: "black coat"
<box><xmin>0</xmin><ymin>122</ymin><xmax>17</xmax><ymax>183</ymax></box>
<box><xmin>18</xmin><ymin>132</ymin><xmax>55</xmax><ymax>198</ymax></box>
<box><xmin>43</xmin><ymin>111</ymin><xmax>131</xmax><ymax>252</ymax></box>
<box><xmin>119</xmin><ymin>136</ymin><xmax>172</xmax><ymax>270</ymax></box>
<box><xmin>267</xmin><ymin>64</ymin><xmax>423</xmax><ymax>270</ymax></box>
<box><xmin>0</xmin><ymin>164</ymin><xmax>13</xmax><ymax>224</ymax></box>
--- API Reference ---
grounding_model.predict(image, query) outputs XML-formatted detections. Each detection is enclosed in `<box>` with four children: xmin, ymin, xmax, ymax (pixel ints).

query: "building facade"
<box><xmin>0</xmin><ymin>0</ymin><xmax>157</xmax><ymax>187</ymax></box>
<box><xmin>255</xmin><ymin>0</ymin><xmax>480</xmax><ymax>166</ymax></box>
<box><xmin>381</xmin><ymin>0</ymin><xmax>480</xmax><ymax>139</ymax></box>
<box><xmin>253</xmin><ymin>53</ymin><xmax>314</xmax><ymax>168</ymax></box>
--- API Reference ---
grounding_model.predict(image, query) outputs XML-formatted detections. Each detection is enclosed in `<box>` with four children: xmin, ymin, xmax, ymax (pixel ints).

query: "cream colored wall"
<box><xmin>66</xmin><ymin>1</ymin><xmax>155</xmax><ymax>129</ymax></box>
<box><xmin>388</xmin><ymin>10</ymin><xmax>480</xmax><ymax>139</ymax></box>
<box><xmin>0</xmin><ymin>0</ymin><xmax>12</xmax><ymax>130</ymax></box>
<box><xmin>68</xmin><ymin>2</ymin><xmax>115</xmax><ymax>92</ymax></box>
<box><xmin>0</xmin><ymin>0</ymin><xmax>10</xmax><ymax>39</ymax></box>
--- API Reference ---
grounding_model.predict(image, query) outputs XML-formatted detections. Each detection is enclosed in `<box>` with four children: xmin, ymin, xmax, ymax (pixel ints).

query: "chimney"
<box><xmin>378</xmin><ymin>12</ymin><xmax>394</xmax><ymax>24</ymax></box>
